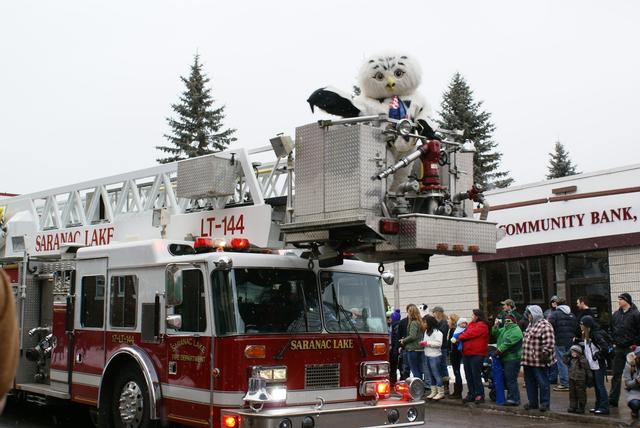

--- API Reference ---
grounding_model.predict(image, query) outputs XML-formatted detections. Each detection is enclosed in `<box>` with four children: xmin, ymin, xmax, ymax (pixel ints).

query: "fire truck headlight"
<box><xmin>272</xmin><ymin>367</ymin><xmax>287</xmax><ymax>381</ymax></box>
<box><xmin>376</xmin><ymin>364</ymin><xmax>389</xmax><ymax>376</ymax></box>
<box><xmin>253</xmin><ymin>365</ymin><xmax>287</xmax><ymax>382</ymax></box>
<box><xmin>268</xmin><ymin>385</ymin><xmax>287</xmax><ymax>401</ymax></box>
<box><xmin>360</xmin><ymin>361</ymin><xmax>389</xmax><ymax>378</ymax></box>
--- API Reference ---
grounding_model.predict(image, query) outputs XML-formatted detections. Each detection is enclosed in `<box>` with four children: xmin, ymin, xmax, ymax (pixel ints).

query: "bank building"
<box><xmin>390</xmin><ymin>163</ymin><xmax>640</xmax><ymax>328</ymax></box>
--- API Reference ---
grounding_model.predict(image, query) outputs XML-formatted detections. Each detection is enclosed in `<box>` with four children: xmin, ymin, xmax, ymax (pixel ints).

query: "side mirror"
<box><xmin>166</xmin><ymin>314</ymin><xmax>182</xmax><ymax>330</ymax></box>
<box><xmin>165</xmin><ymin>265</ymin><xmax>184</xmax><ymax>307</ymax></box>
<box><xmin>381</xmin><ymin>271</ymin><xmax>395</xmax><ymax>285</ymax></box>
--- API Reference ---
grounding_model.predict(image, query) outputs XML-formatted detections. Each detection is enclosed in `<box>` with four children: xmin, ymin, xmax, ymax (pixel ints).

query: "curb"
<box><xmin>426</xmin><ymin>398</ymin><xmax>637</xmax><ymax>427</ymax></box>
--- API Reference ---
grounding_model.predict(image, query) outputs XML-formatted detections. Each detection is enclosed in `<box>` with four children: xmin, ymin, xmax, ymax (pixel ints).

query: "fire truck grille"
<box><xmin>304</xmin><ymin>363</ymin><xmax>340</xmax><ymax>389</ymax></box>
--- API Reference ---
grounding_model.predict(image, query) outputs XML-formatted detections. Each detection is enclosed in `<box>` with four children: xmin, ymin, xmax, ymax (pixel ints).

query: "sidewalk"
<box><xmin>426</xmin><ymin>378</ymin><xmax>639</xmax><ymax>427</ymax></box>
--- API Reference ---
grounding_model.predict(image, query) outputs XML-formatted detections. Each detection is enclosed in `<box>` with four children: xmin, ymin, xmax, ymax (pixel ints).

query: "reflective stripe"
<box><xmin>73</xmin><ymin>372</ymin><xmax>102</xmax><ymax>387</ymax></box>
<box><xmin>161</xmin><ymin>387</ymin><xmax>356</xmax><ymax>406</ymax></box>
<box><xmin>212</xmin><ymin>390</ymin><xmax>244</xmax><ymax>406</ymax></box>
<box><xmin>49</xmin><ymin>369</ymin><xmax>68</xmax><ymax>383</ymax></box>
<box><xmin>287</xmin><ymin>388</ymin><xmax>357</xmax><ymax>405</ymax></box>
<box><xmin>162</xmin><ymin>384</ymin><xmax>211</xmax><ymax>404</ymax></box>
<box><xmin>208</xmin><ymin>388</ymin><xmax>358</xmax><ymax>406</ymax></box>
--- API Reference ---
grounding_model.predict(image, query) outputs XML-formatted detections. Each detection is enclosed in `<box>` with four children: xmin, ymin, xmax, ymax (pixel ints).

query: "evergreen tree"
<box><xmin>438</xmin><ymin>73</ymin><xmax>513</xmax><ymax>189</ymax></box>
<box><xmin>546</xmin><ymin>141</ymin><xmax>578</xmax><ymax>179</ymax></box>
<box><xmin>156</xmin><ymin>55</ymin><xmax>236</xmax><ymax>164</ymax></box>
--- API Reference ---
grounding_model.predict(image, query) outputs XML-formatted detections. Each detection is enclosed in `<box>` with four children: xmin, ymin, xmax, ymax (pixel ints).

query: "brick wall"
<box><xmin>387</xmin><ymin>255</ymin><xmax>479</xmax><ymax>319</ymax></box>
<box><xmin>609</xmin><ymin>246</ymin><xmax>640</xmax><ymax>312</ymax></box>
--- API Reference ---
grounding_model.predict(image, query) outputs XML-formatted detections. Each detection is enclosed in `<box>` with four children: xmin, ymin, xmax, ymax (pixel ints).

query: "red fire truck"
<box><xmin>0</xmin><ymin>117</ymin><xmax>497</xmax><ymax>427</ymax></box>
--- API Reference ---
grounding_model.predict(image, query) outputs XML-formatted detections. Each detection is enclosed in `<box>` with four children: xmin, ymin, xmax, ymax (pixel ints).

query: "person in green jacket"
<box><xmin>400</xmin><ymin>304</ymin><xmax>426</xmax><ymax>381</ymax></box>
<box><xmin>493</xmin><ymin>315</ymin><xmax>524</xmax><ymax>406</ymax></box>
<box><xmin>496</xmin><ymin>299</ymin><xmax>524</xmax><ymax>326</ymax></box>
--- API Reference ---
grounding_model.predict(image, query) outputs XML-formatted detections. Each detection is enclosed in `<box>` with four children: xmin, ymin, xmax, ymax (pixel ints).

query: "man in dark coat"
<box><xmin>396</xmin><ymin>305</ymin><xmax>411</xmax><ymax>380</ymax></box>
<box><xmin>549</xmin><ymin>302</ymin><xmax>577</xmax><ymax>391</ymax></box>
<box><xmin>609</xmin><ymin>293</ymin><xmax>640</xmax><ymax>407</ymax></box>
<box><xmin>574</xmin><ymin>296</ymin><xmax>594</xmax><ymax>339</ymax></box>
<box><xmin>389</xmin><ymin>309</ymin><xmax>402</xmax><ymax>384</ymax></box>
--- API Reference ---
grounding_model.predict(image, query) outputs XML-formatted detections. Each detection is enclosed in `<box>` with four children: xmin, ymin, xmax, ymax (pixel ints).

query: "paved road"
<box><xmin>0</xmin><ymin>401</ymin><xmax>593</xmax><ymax>428</ymax></box>
<box><xmin>425</xmin><ymin>404</ymin><xmax>590</xmax><ymax>427</ymax></box>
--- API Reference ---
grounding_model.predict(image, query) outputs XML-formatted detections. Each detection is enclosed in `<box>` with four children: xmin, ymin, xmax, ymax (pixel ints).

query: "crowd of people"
<box><xmin>387</xmin><ymin>292</ymin><xmax>640</xmax><ymax>420</ymax></box>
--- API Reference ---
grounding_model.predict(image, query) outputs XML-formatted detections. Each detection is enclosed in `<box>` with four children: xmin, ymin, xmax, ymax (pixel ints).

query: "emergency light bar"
<box><xmin>194</xmin><ymin>237</ymin><xmax>250</xmax><ymax>253</ymax></box>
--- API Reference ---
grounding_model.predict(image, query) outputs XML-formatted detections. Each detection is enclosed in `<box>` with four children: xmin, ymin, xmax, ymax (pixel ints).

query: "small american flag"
<box><xmin>388</xmin><ymin>96</ymin><xmax>407</xmax><ymax>120</ymax></box>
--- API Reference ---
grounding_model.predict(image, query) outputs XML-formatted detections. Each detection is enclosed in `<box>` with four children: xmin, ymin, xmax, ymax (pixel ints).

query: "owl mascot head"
<box><xmin>307</xmin><ymin>52</ymin><xmax>437</xmax><ymax>192</ymax></box>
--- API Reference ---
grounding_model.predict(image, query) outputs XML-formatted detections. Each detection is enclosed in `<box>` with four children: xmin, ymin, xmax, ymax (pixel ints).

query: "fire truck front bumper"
<box><xmin>222</xmin><ymin>398</ymin><xmax>425</xmax><ymax>428</ymax></box>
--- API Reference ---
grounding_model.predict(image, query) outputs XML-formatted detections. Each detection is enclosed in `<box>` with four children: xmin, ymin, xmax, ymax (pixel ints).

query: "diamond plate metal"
<box><xmin>293</xmin><ymin>123</ymin><xmax>385</xmax><ymax>223</ymax></box>
<box><xmin>176</xmin><ymin>155</ymin><xmax>237</xmax><ymax>199</ymax></box>
<box><xmin>284</xmin><ymin>230</ymin><xmax>330</xmax><ymax>244</ymax></box>
<box><xmin>398</xmin><ymin>214</ymin><xmax>496</xmax><ymax>253</ymax></box>
<box><xmin>324</xmin><ymin>125</ymin><xmax>385</xmax><ymax>215</ymax></box>
<box><xmin>285</xmin><ymin>122</ymin><xmax>498</xmax><ymax>262</ymax></box>
<box><xmin>294</xmin><ymin>124</ymin><xmax>327</xmax><ymax>220</ymax></box>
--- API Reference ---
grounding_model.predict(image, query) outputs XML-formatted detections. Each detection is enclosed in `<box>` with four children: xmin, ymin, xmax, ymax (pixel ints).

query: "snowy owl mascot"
<box><xmin>307</xmin><ymin>53</ymin><xmax>438</xmax><ymax>192</ymax></box>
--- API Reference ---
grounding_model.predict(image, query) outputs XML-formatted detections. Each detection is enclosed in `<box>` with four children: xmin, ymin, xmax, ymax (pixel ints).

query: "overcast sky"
<box><xmin>1</xmin><ymin>0</ymin><xmax>639</xmax><ymax>195</ymax></box>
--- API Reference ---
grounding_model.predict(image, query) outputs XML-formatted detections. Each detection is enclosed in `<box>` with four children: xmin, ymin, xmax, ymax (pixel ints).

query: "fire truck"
<box><xmin>0</xmin><ymin>116</ymin><xmax>498</xmax><ymax>427</ymax></box>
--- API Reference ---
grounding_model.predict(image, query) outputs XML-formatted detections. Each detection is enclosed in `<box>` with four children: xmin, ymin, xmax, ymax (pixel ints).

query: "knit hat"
<box><xmin>391</xmin><ymin>309</ymin><xmax>401</xmax><ymax>323</ymax></box>
<box><xmin>432</xmin><ymin>306</ymin><xmax>444</xmax><ymax>313</ymax></box>
<box><xmin>550</xmin><ymin>295</ymin><xmax>559</xmax><ymax>304</ymax></box>
<box><xmin>570</xmin><ymin>345</ymin><xmax>583</xmax><ymax>355</ymax></box>
<box><xmin>618</xmin><ymin>293</ymin><xmax>633</xmax><ymax>305</ymax></box>
<box><xmin>457</xmin><ymin>317</ymin><xmax>468</xmax><ymax>327</ymax></box>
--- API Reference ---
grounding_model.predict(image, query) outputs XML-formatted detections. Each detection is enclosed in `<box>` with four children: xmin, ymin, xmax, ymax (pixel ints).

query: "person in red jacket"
<box><xmin>456</xmin><ymin>309</ymin><xmax>490</xmax><ymax>403</ymax></box>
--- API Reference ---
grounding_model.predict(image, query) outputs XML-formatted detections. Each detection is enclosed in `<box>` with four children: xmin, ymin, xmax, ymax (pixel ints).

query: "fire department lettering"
<box><xmin>289</xmin><ymin>339</ymin><xmax>354</xmax><ymax>351</ymax></box>
<box><xmin>170</xmin><ymin>337</ymin><xmax>207</xmax><ymax>354</ymax></box>
<box><xmin>170</xmin><ymin>338</ymin><xmax>207</xmax><ymax>363</ymax></box>
<box><xmin>35</xmin><ymin>226</ymin><xmax>114</xmax><ymax>252</ymax></box>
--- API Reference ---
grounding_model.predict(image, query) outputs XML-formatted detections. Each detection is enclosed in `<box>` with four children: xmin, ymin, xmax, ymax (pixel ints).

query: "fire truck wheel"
<box><xmin>110</xmin><ymin>366</ymin><xmax>155</xmax><ymax>428</ymax></box>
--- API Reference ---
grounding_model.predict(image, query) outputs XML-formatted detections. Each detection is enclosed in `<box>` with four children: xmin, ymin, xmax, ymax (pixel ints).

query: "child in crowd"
<box><xmin>563</xmin><ymin>344</ymin><xmax>592</xmax><ymax>414</ymax></box>
<box><xmin>623</xmin><ymin>347</ymin><xmax>640</xmax><ymax>419</ymax></box>
<box><xmin>450</xmin><ymin>318</ymin><xmax>468</xmax><ymax>352</ymax></box>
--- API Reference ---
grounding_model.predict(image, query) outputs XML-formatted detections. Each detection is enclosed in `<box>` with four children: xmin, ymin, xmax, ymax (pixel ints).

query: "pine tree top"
<box><xmin>156</xmin><ymin>54</ymin><xmax>236</xmax><ymax>164</ymax></box>
<box><xmin>546</xmin><ymin>141</ymin><xmax>578</xmax><ymax>179</ymax></box>
<box><xmin>438</xmin><ymin>72</ymin><xmax>513</xmax><ymax>189</ymax></box>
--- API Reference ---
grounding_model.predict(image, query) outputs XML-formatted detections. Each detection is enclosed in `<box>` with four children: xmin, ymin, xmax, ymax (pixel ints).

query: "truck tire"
<box><xmin>110</xmin><ymin>366</ymin><xmax>156</xmax><ymax>428</ymax></box>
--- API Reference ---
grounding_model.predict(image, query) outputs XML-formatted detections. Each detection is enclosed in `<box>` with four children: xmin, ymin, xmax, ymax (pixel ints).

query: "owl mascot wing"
<box><xmin>307</xmin><ymin>53</ymin><xmax>438</xmax><ymax>192</ymax></box>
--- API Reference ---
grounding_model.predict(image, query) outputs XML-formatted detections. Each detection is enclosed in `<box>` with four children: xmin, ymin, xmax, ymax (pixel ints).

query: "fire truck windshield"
<box><xmin>319</xmin><ymin>271</ymin><xmax>387</xmax><ymax>334</ymax></box>
<box><xmin>211</xmin><ymin>268</ymin><xmax>386</xmax><ymax>335</ymax></box>
<box><xmin>212</xmin><ymin>268</ymin><xmax>322</xmax><ymax>335</ymax></box>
